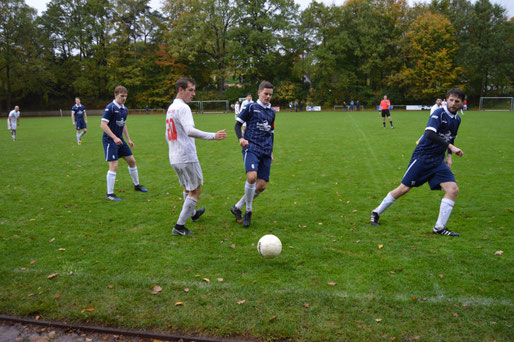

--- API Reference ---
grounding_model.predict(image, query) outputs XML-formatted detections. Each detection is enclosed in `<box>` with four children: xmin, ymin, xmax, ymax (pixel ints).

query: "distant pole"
<box><xmin>60</xmin><ymin>109</ymin><xmax>62</xmax><ymax>117</ymax></box>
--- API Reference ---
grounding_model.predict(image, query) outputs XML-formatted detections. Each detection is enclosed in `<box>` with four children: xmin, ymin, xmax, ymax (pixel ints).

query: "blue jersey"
<box><xmin>101</xmin><ymin>101</ymin><xmax>128</xmax><ymax>141</ymax></box>
<box><xmin>237</xmin><ymin>100</ymin><xmax>275</xmax><ymax>156</ymax></box>
<box><xmin>72</xmin><ymin>104</ymin><xmax>85</xmax><ymax>119</ymax></box>
<box><xmin>414</xmin><ymin>107</ymin><xmax>461</xmax><ymax>161</ymax></box>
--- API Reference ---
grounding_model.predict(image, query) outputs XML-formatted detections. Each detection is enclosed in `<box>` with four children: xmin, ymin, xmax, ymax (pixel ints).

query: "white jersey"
<box><xmin>166</xmin><ymin>98</ymin><xmax>215</xmax><ymax>165</ymax></box>
<box><xmin>8</xmin><ymin>110</ymin><xmax>20</xmax><ymax>129</ymax></box>
<box><xmin>240</xmin><ymin>100</ymin><xmax>253</xmax><ymax>113</ymax></box>
<box><xmin>234</xmin><ymin>103</ymin><xmax>240</xmax><ymax>118</ymax></box>
<box><xmin>430</xmin><ymin>103</ymin><xmax>442</xmax><ymax>114</ymax></box>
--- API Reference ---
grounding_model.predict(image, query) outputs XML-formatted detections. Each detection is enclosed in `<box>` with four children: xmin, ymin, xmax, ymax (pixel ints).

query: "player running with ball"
<box><xmin>231</xmin><ymin>81</ymin><xmax>276</xmax><ymax>228</ymax></box>
<box><xmin>370</xmin><ymin>88</ymin><xmax>465</xmax><ymax>236</ymax></box>
<box><xmin>166</xmin><ymin>78</ymin><xmax>227</xmax><ymax>236</ymax></box>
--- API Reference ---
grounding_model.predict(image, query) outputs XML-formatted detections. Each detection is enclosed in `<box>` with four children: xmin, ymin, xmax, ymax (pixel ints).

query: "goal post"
<box><xmin>190</xmin><ymin>100</ymin><xmax>229</xmax><ymax>114</ymax></box>
<box><xmin>479</xmin><ymin>97</ymin><xmax>514</xmax><ymax>111</ymax></box>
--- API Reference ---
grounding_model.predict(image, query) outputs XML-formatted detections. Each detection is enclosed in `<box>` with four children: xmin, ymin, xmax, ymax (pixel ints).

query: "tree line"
<box><xmin>0</xmin><ymin>0</ymin><xmax>512</xmax><ymax>112</ymax></box>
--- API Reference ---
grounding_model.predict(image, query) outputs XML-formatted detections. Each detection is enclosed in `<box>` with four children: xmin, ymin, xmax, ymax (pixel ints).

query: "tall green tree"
<box><xmin>388</xmin><ymin>12</ymin><xmax>462</xmax><ymax>100</ymax></box>
<box><xmin>162</xmin><ymin>0</ymin><xmax>239</xmax><ymax>92</ymax></box>
<box><xmin>0</xmin><ymin>0</ymin><xmax>39</xmax><ymax>110</ymax></box>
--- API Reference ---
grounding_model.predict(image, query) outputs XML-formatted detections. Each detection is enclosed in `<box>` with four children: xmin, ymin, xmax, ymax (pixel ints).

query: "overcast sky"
<box><xmin>24</xmin><ymin>0</ymin><xmax>514</xmax><ymax>20</ymax></box>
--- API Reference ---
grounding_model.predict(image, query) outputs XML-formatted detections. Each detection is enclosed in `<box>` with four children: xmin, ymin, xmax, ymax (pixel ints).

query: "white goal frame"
<box><xmin>479</xmin><ymin>97</ymin><xmax>514</xmax><ymax>111</ymax></box>
<box><xmin>190</xmin><ymin>100</ymin><xmax>229</xmax><ymax>114</ymax></box>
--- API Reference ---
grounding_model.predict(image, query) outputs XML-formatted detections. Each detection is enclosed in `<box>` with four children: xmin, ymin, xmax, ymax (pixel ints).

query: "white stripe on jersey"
<box><xmin>403</xmin><ymin>159</ymin><xmax>418</xmax><ymax>178</ymax></box>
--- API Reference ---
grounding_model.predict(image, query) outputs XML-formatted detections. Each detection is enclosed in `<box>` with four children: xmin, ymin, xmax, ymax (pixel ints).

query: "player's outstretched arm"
<box><xmin>184</xmin><ymin>125</ymin><xmax>217</xmax><ymax>140</ymax></box>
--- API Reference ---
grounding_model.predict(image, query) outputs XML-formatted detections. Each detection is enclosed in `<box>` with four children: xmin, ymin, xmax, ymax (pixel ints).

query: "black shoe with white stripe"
<box><xmin>370</xmin><ymin>211</ymin><xmax>380</xmax><ymax>226</ymax></box>
<box><xmin>433</xmin><ymin>227</ymin><xmax>459</xmax><ymax>237</ymax></box>
<box><xmin>172</xmin><ymin>224</ymin><xmax>194</xmax><ymax>236</ymax></box>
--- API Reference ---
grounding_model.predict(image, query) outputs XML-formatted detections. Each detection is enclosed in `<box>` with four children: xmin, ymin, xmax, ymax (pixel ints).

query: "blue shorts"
<box><xmin>243</xmin><ymin>149</ymin><xmax>272</xmax><ymax>182</ymax></box>
<box><xmin>75</xmin><ymin>118</ymin><xmax>87</xmax><ymax>130</ymax></box>
<box><xmin>401</xmin><ymin>157</ymin><xmax>456</xmax><ymax>190</ymax></box>
<box><xmin>103</xmin><ymin>139</ymin><xmax>132</xmax><ymax>162</ymax></box>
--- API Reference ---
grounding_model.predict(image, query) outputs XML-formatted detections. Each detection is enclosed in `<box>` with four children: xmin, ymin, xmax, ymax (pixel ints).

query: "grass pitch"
<box><xmin>0</xmin><ymin>110</ymin><xmax>512</xmax><ymax>341</ymax></box>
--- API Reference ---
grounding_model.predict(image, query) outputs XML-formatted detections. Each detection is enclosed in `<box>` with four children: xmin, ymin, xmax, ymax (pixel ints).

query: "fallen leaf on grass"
<box><xmin>237</xmin><ymin>299</ymin><xmax>246</xmax><ymax>305</ymax></box>
<box><xmin>47</xmin><ymin>273</ymin><xmax>58</xmax><ymax>279</ymax></box>
<box><xmin>54</xmin><ymin>294</ymin><xmax>60</xmax><ymax>298</ymax></box>
<box><xmin>58</xmin><ymin>248</ymin><xmax>66</xmax><ymax>251</ymax></box>
<box><xmin>495</xmin><ymin>250</ymin><xmax>503</xmax><ymax>255</ymax></box>
<box><xmin>151</xmin><ymin>286</ymin><xmax>162</xmax><ymax>295</ymax></box>
<box><xmin>29</xmin><ymin>218</ymin><xmax>36</xmax><ymax>221</ymax></box>
<box><xmin>49</xmin><ymin>238</ymin><xmax>55</xmax><ymax>242</ymax></box>
<box><xmin>439</xmin><ymin>274</ymin><xmax>444</xmax><ymax>279</ymax></box>
<box><xmin>82</xmin><ymin>307</ymin><xmax>95</xmax><ymax>312</ymax></box>
<box><xmin>175</xmin><ymin>302</ymin><xmax>184</xmax><ymax>306</ymax></box>
<box><xmin>30</xmin><ymin>260</ymin><xmax>36</xmax><ymax>264</ymax></box>
<box><xmin>411</xmin><ymin>296</ymin><xmax>417</xmax><ymax>301</ymax></box>
<box><xmin>269</xmin><ymin>315</ymin><xmax>277</xmax><ymax>322</ymax></box>
<box><xmin>378</xmin><ymin>244</ymin><xmax>384</xmax><ymax>249</ymax></box>
<box><xmin>389</xmin><ymin>271</ymin><xmax>395</xmax><ymax>274</ymax></box>
<box><xmin>230</xmin><ymin>244</ymin><xmax>236</xmax><ymax>248</ymax></box>
<box><xmin>184</xmin><ymin>288</ymin><xmax>189</xmax><ymax>293</ymax></box>
<box><xmin>303</xmin><ymin>303</ymin><xmax>310</xmax><ymax>308</ymax></box>
<box><xmin>107</xmin><ymin>285</ymin><xmax>114</xmax><ymax>289</ymax></box>
<box><xmin>327</xmin><ymin>282</ymin><xmax>337</xmax><ymax>286</ymax></box>
<box><xmin>217</xmin><ymin>278</ymin><xmax>224</xmax><ymax>282</ymax></box>
<box><xmin>203</xmin><ymin>278</ymin><xmax>210</xmax><ymax>283</ymax></box>
<box><xmin>453</xmin><ymin>312</ymin><xmax>459</xmax><ymax>317</ymax></box>
<box><xmin>375</xmin><ymin>318</ymin><xmax>382</xmax><ymax>323</ymax></box>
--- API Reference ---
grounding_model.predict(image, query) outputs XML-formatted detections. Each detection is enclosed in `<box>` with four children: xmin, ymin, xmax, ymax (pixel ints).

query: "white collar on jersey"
<box><xmin>113</xmin><ymin>100</ymin><xmax>125</xmax><ymax>109</ymax></box>
<box><xmin>443</xmin><ymin>104</ymin><xmax>458</xmax><ymax>118</ymax></box>
<box><xmin>173</xmin><ymin>98</ymin><xmax>186</xmax><ymax>105</ymax></box>
<box><xmin>257</xmin><ymin>99</ymin><xmax>271</xmax><ymax>109</ymax></box>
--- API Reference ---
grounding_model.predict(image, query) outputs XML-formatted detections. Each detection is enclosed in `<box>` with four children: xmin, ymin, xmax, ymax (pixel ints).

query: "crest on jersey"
<box><xmin>256</xmin><ymin>120</ymin><xmax>272</xmax><ymax>132</ymax></box>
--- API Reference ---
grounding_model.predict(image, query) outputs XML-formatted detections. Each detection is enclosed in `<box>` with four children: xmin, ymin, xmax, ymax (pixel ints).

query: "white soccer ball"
<box><xmin>257</xmin><ymin>234</ymin><xmax>282</xmax><ymax>258</ymax></box>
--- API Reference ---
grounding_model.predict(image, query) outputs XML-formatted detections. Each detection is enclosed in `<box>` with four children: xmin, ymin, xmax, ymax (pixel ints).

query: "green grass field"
<box><xmin>0</xmin><ymin>110</ymin><xmax>512</xmax><ymax>341</ymax></box>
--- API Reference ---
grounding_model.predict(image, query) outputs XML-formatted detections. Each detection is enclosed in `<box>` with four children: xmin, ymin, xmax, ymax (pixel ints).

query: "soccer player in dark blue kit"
<box><xmin>101</xmin><ymin>86</ymin><xmax>148</xmax><ymax>201</ymax></box>
<box><xmin>231</xmin><ymin>81</ymin><xmax>275</xmax><ymax>227</ymax></box>
<box><xmin>370</xmin><ymin>88</ymin><xmax>465</xmax><ymax>236</ymax></box>
<box><xmin>71</xmin><ymin>97</ymin><xmax>87</xmax><ymax>145</ymax></box>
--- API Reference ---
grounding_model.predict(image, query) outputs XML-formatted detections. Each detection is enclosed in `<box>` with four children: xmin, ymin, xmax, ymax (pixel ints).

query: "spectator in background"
<box><xmin>356</xmin><ymin>100</ymin><xmax>360</xmax><ymax>111</ymax></box>
<box><xmin>299</xmin><ymin>101</ymin><xmax>303</xmax><ymax>112</ymax></box>
<box><xmin>343</xmin><ymin>101</ymin><xmax>347</xmax><ymax>112</ymax></box>
<box><xmin>294</xmin><ymin>100</ymin><xmax>298</xmax><ymax>112</ymax></box>
<box><xmin>463</xmin><ymin>100</ymin><xmax>467</xmax><ymax>111</ymax></box>
<box><xmin>350</xmin><ymin>100</ymin><xmax>355</xmax><ymax>112</ymax></box>
<box><xmin>289</xmin><ymin>101</ymin><xmax>293</xmax><ymax>112</ymax></box>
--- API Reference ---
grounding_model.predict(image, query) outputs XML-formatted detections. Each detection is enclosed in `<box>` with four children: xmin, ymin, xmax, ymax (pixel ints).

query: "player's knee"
<box><xmin>246</xmin><ymin>173</ymin><xmax>257</xmax><ymax>184</ymax></box>
<box><xmin>449</xmin><ymin>184</ymin><xmax>459</xmax><ymax>197</ymax></box>
<box><xmin>256</xmin><ymin>182</ymin><xmax>266</xmax><ymax>192</ymax></box>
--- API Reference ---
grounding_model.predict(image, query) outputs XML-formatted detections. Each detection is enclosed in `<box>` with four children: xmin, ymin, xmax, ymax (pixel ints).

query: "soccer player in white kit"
<box><xmin>166</xmin><ymin>78</ymin><xmax>227</xmax><ymax>236</ymax></box>
<box><xmin>8</xmin><ymin>106</ymin><xmax>20</xmax><ymax>141</ymax></box>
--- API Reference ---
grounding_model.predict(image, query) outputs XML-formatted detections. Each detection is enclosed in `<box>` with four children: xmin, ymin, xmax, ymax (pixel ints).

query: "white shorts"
<box><xmin>9</xmin><ymin>122</ymin><xmax>16</xmax><ymax>130</ymax></box>
<box><xmin>172</xmin><ymin>162</ymin><xmax>203</xmax><ymax>191</ymax></box>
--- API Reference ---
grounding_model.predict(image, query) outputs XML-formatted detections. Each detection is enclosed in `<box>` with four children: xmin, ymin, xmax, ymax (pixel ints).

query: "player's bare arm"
<box><xmin>84</xmin><ymin>111</ymin><xmax>87</xmax><ymax>124</ymax></box>
<box><xmin>448</xmin><ymin>144</ymin><xmax>463</xmax><ymax>157</ymax></box>
<box><xmin>101</xmin><ymin>121</ymin><xmax>122</xmax><ymax>145</ymax></box>
<box><xmin>71</xmin><ymin>111</ymin><xmax>75</xmax><ymax>125</ymax></box>
<box><xmin>123</xmin><ymin>125</ymin><xmax>134</xmax><ymax>148</ymax></box>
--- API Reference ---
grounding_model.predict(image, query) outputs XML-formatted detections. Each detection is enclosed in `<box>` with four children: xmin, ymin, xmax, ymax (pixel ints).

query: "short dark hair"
<box><xmin>114</xmin><ymin>86</ymin><xmax>128</xmax><ymax>95</ymax></box>
<box><xmin>176</xmin><ymin>78</ymin><xmax>195</xmax><ymax>92</ymax></box>
<box><xmin>259</xmin><ymin>81</ymin><xmax>273</xmax><ymax>91</ymax></box>
<box><xmin>446</xmin><ymin>88</ymin><xmax>465</xmax><ymax>101</ymax></box>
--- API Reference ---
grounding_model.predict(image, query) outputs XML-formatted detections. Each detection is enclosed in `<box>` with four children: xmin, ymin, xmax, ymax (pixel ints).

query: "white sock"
<box><xmin>107</xmin><ymin>171</ymin><xmax>116</xmax><ymax>194</ymax></box>
<box><xmin>244</xmin><ymin>181</ymin><xmax>256</xmax><ymax>212</ymax></box>
<box><xmin>183</xmin><ymin>191</ymin><xmax>196</xmax><ymax>215</ymax></box>
<box><xmin>177</xmin><ymin>196</ymin><xmax>197</xmax><ymax>225</ymax></box>
<box><xmin>79</xmin><ymin>131</ymin><xmax>86</xmax><ymax>139</ymax></box>
<box><xmin>128</xmin><ymin>166</ymin><xmax>139</xmax><ymax>186</ymax></box>
<box><xmin>435</xmin><ymin>198</ymin><xmax>455</xmax><ymax>230</ymax></box>
<box><xmin>76</xmin><ymin>132</ymin><xmax>81</xmax><ymax>142</ymax></box>
<box><xmin>235</xmin><ymin>190</ymin><xmax>261</xmax><ymax>210</ymax></box>
<box><xmin>374</xmin><ymin>192</ymin><xmax>396</xmax><ymax>215</ymax></box>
